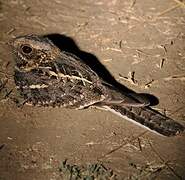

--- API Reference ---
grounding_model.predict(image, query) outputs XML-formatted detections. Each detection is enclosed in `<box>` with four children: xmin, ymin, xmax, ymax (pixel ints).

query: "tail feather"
<box><xmin>103</xmin><ymin>104</ymin><xmax>184</xmax><ymax>137</ymax></box>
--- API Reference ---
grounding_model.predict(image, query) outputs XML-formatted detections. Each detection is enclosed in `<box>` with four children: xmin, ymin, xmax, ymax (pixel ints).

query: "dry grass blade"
<box><xmin>148</xmin><ymin>141</ymin><xmax>183</xmax><ymax>179</ymax></box>
<box><xmin>128</xmin><ymin>161</ymin><xmax>166</xmax><ymax>179</ymax></box>
<box><xmin>98</xmin><ymin>131</ymin><xmax>147</xmax><ymax>159</ymax></box>
<box><xmin>6</xmin><ymin>28</ymin><xmax>16</xmax><ymax>35</ymax></box>
<box><xmin>172</xmin><ymin>0</ymin><xmax>185</xmax><ymax>8</ymax></box>
<box><xmin>157</xmin><ymin>4</ymin><xmax>181</xmax><ymax>16</ymax></box>
<box><xmin>163</xmin><ymin>74</ymin><xmax>185</xmax><ymax>81</ymax></box>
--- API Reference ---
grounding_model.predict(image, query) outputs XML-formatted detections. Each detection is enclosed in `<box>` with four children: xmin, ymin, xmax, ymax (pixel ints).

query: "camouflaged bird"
<box><xmin>9</xmin><ymin>34</ymin><xmax>184</xmax><ymax>137</ymax></box>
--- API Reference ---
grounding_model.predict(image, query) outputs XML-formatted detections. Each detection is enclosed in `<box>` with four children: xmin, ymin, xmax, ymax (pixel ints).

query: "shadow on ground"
<box><xmin>45</xmin><ymin>33</ymin><xmax>159</xmax><ymax>106</ymax></box>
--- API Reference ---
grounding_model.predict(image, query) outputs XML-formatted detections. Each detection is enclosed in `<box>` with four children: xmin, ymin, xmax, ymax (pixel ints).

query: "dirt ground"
<box><xmin>0</xmin><ymin>0</ymin><xmax>185</xmax><ymax>179</ymax></box>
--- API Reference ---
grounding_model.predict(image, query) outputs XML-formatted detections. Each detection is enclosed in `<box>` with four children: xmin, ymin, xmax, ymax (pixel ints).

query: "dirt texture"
<box><xmin>0</xmin><ymin>0</ymin><xmax>185</xmax><ymax>179</ymax></box>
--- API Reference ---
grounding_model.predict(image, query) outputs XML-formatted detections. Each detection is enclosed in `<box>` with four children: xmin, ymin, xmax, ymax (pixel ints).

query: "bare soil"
<box><xmin>0</xmin><ymin>0</ymin><xmax>185</xmax><ymax>179</ymax></box>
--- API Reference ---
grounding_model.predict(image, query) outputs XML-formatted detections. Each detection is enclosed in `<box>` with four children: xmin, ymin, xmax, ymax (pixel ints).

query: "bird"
<box><xmin>9</xmin><ymin>34</ymin><xmax>184</xmax><ymax>137</ymax></box>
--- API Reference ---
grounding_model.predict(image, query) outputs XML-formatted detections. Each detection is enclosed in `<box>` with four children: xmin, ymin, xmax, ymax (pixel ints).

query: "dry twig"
<box><xmin>160</xmin><ymin>58</ymin><xmax>165</xmax><ymax>69</ymax></box>
<box><xmin>119</xmin><ymin>71</ymin><xmax>138</xmax><ymax>86</ymax></box>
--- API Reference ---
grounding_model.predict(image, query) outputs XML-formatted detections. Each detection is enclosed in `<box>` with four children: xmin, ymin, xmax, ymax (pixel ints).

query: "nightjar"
<box><xmin>9</xmin><ymin>34</ymin><xmax>184</xmax><ymax>137</ymax></box>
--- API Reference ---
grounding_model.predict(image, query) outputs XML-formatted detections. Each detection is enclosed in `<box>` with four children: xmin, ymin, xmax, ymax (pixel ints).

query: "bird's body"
<box><xmin>10</xmin><ymin>34</ymin><xmax>184</xmax><ymax>136</ymax></box>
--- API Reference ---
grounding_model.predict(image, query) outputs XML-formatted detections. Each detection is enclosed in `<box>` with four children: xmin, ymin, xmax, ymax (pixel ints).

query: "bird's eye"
<box><xmin>21</xmin><ymin>45</ymin><xmax>33</xmax><ymax>54</ymax></box>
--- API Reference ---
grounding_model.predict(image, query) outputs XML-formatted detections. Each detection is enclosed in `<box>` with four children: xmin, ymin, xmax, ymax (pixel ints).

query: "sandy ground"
<box><xmin>0</xmin><ymin>0</ymin><xmax>185</xmax><ymax>179</ymax></box>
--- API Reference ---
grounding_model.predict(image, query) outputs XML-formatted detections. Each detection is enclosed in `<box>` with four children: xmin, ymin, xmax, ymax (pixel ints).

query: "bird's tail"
<box><xmin>102</xmin><ymin>104</ymin><xmax>184</xmax><ymax>137</ymax></box>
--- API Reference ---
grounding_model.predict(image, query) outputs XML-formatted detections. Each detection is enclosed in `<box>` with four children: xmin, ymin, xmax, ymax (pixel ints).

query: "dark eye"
<box><xmin>21</xmin><ymin>45</ymin><xmax>33</xmax><ymax>54</ymax></box>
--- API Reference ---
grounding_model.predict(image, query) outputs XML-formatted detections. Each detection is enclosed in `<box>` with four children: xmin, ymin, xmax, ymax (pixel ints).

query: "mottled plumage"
<box><xmin>9</xmin><ymin>34</ymin><xmax>184</xmax><ymax>136</ymax></box>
